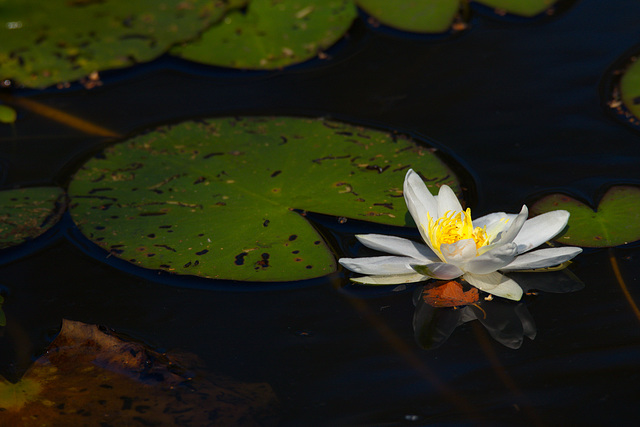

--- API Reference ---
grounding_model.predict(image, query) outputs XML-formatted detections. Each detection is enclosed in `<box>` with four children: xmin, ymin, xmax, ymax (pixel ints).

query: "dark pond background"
<box><xmin>2</xmin><ymin>0</ymin><xmax>640</xmax><ymax>424</ymax></box>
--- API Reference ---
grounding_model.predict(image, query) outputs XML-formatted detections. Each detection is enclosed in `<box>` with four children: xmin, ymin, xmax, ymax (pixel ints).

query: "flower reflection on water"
<box><xmin>413</xmin><ymin>270</ymin><xmax>584</xmax><ymax>349</ymax></box>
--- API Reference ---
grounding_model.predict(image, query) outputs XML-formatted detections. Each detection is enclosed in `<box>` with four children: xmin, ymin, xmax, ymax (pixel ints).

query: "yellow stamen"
<box><xmin>424</xmin><ymin>208</ymin><xmax>488</xmax><ymax>255</ymax></box>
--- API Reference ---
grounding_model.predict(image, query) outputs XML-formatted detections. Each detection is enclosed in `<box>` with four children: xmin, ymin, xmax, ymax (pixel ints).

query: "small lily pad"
<box><xmin>619</xmin><ymin>57</ymin><xmax>640</xmax><ymax>120</ymax></box>
<box><xmin>473</xmin><ymin>0</ymin><xmax>559</xmax><ymax>17</ymax></box>
<box><xmin>0</xmin><ymin>0</ymin><xmax>226</xmax><ymax>88</ymax></box>
<box><xmin>530</xmin><ymin>186</ymin><xmax>640</xmax><ymax>247</ymax></box>
<box><xmin>356</xmin><ymin>0</ymin><xmax>462</xmax><ymax>33</ymax></box>
<box><xmin>0</xmin><ymin>187</ymin><xmax>66</xmax><ymax>249</ymax></box>
<box><xmin>172</xmin><ymin>0</ymin><xmax>357</xmax><ymax>69</ymax></box>
<box><xmin>68</xmin><ymin>116</ymin><xmax>459</xmax><ymax>282</ymax></box>
<box><xmin>0</xmin><ymin>105</ymin><xmax>17</xmax><ymax>124</ymax></box>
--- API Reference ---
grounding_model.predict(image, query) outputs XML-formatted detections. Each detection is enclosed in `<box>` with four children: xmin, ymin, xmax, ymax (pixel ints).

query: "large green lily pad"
<box><xmin>356</xmin><ymin>0</ymin><xmax>461</xmax><ymax>33</ymax></box>
<box><xmin>620</xmin><ymin>57</ymin><xmax>640</xmax><ymax>120</ymax></box>
<box><xmin>172</xmin><ymin>0</ymin><xmax>357</xmax><ymax>69</ymax></box>
<box><xmin>530</xmin><ymin>186</ymin><xmax>640</xmax><ymax>247</ymax></box>
<box><xmin>473</xmin><ymin>0</ymin><xmax>559</xmax><ymax>17</ymax></box>
<box><xmin>0</xmin><ymin>187</ymin><xmax>66</xmax><ymax>249</ymax></box>
<box><xmin>0</xmin><ymin>0</ymin><xmax>227</xmax><ymax>88</ymax></box>
<box><xmin>68</xmin><ymin>116</ymin><xmax>459</xmax><ymax>282</ymax></box>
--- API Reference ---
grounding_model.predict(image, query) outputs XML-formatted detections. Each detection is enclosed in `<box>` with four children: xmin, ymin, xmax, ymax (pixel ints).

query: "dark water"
<box><xmin>2</xmin><ymin>0</ymin><xmax>640</xmax><ymax>424</ymax></box>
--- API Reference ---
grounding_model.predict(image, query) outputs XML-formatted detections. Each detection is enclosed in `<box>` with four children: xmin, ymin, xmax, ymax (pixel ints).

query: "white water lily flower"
<box><xmin>339</xmin><ymin>169</ymin><xmax>582</xmax><ymax>301</ymax></box>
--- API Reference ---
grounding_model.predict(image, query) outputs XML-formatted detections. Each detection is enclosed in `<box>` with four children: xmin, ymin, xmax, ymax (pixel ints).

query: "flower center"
<box><xmin>425</xmin><ymin>209</ymin><xmax>489</xmax><ymax>254</ymax></box>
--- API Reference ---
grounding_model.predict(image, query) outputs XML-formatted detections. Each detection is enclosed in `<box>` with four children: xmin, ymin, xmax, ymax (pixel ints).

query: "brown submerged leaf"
<box><xmin>0</xmin><ymin>319</ymin><xmax>279</xmax><ymax>426</ymax></box>
<box><xmin>422</xmin><ymin>280</ymin><xmax>479</xmax><ymax>307</ymax></box>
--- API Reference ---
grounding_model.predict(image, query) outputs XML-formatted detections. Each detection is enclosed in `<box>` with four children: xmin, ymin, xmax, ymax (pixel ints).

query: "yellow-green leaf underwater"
<box><xmin>0</xmin><ymin>105</ymin><xmax>17</xmax><ymax>124</ymax></box>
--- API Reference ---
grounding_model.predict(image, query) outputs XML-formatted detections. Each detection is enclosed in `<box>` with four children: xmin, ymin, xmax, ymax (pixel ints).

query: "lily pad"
<box><xmin>619</xmin><ymin>57</ymin><xmax>640</xmax><ymax>120</ymax></box>
<box><xmin>0</xmin><ymin>0</ymin><xmax>227</xmax><ymax>88</ymax></box>
<box><xmin>172</xmin><ymin>0</ymin><xmax>357</xmax><ymax>69</ymax></box>
<box><xmin>473</xmin><ymin>0</ymin><xmax>559</xmax><ymax>17</ymax></box>
<box><xmin>0</xmin><ymin>319</ymin><xmax>278</xmax><ymax>424</ymax></box>
<box><xmin>530</xmin><ymin>186</ymin><xmax>640</xmax><ymax>247</ymax></box>
<box><xmin>68</xmin><ymin>116</ymin><xmax>459</xmax><ymax>282</ymax></box>
<box><xmin>0</xmin><ymin>187</ymin><xmax>66</xmax><ymax>249</ymax></box>
<box><xmin>0</xmin><ymin>105</ymin><xmax>17</xmax><ymax>124</ymax></box>
<box><xmin>356</xmin><ymin>0</ymin><xmax>462</xmax><ymax>34</ymax></box>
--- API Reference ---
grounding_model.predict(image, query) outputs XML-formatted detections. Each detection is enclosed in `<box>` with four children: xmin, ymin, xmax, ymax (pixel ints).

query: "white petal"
<box><xmin>500</xmin><ymin>247</ymin><xmax>583</xmax><ymax>271</ymax></box>
<box><xmin>440</xmin><ymin>239</ymin><xmax>477</xmax><ymax>265</ymax></box>
<box><xmin>473</xmin><ymin>212</ymin><xmax>517</xmax><ymax>229</ymax></box>
<box><xmin>513</xmin><ymin>210</ymin><xmax>570</xmax><ymax>254</ymax></box>
<box><xmin>462</xmin><ymin>242</ymin><xmax>518</xmax><ymax>274</ymax></box>
<box><xmin>463</xmin><ymin>271</ymin><xmax>524</xmax><ymax>301</ymax></box>
<box><xmin>435</xmin><ymin>185</ymin><xmax>463</xmax><ymax>217</ymax></box>
<box><xmin>351</xmin><ymin>273</ymin><xmax>429</xmax><ymax>285</ymax></box>
<box><xmin>355</xmin><ymin>234</ymin><xmax>439</xmax><ymax>262</ymax></box>
<box><xmin>339</xmin><ymin>256</ymin><xmax>415</xmax><ymax>275</ymax></box>
<box><xmin>403</xmin><ymin>169</ymin><xmax>437</xmax><ymax>244</ymax></box>
<box><xmin>411</xmin><ymin>262</ymin><xmax>464</xmax><ymax>280</ymax></box>
<box><xmin>483</xmin><ymin>205</ymin><xmax>529</xmax><ymax>250</ymax></box>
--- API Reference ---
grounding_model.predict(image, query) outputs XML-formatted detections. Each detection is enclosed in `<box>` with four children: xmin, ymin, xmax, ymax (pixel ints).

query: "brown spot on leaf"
<box><xmin>254</xmin><ymin>253</ymin><xmax>270</xmax><ymax>270</ymax></box>
<box><xmin>373</xmin><ymin>203</ymin><xmax>393</xmax><ymax>210</ymax></box>
<box><xmin>203</xmin><ymin>152</ymin><xmax>224</xmax><ymax>159</ymax></box>
<box><xmin>234</xmin><ymin>252</ymin><xmax>248</xmax><ymax>266</ymax></box>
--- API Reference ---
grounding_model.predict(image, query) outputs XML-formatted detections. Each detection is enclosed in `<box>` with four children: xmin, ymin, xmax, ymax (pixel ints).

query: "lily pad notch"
<box><xmin>531</xmin><ymin>185</ymin><xmax>640</xmax><ymax>247</ymax></box>
<box><xmin>68</xmin><ymin>116</ymin><xmax>461</xmax><ymax>283</ymax></box>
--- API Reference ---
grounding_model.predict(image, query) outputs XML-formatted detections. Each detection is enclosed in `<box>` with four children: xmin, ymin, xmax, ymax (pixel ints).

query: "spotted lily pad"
<box><xmin>531</xmin><ymin>186</ymin><xmax>640</xmax><ymax>247</ymax></box>
<box><xmin>473</xmin><ymin>0</ymin><xmax>559</xmax><ymax>17</ymax></box>
<box><xmin>68</xmin><ymin>116</ymin><xmax>459</xmax><ymax>282</ymax></box>
<box><xmin>0</xmin><ymin>0</ymin><xmax>227</xmax><ymax>88</ymax></box>
<box><xmin>172</xmin><ymin>0</ymin><xmax>357</xmax><ymax>69</ymax></box>
<box><xmin>0</xmin><ymin>187</ymin><xmax>66</xmax><ymax>249</ymax></box>
<box><xmin>356</xmin><ymin>0</ymin><xmax>462</xmax><ymax>33</ymax></box>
